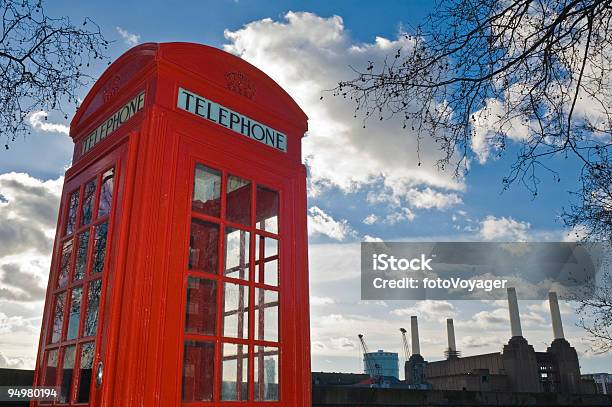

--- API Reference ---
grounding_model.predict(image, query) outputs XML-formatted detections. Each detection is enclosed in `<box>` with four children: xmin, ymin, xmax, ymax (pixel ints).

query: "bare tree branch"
<box><xmin>0</xmin><ymin>0</ymin><xmax>109</xmax><ymax>149</ymax></box>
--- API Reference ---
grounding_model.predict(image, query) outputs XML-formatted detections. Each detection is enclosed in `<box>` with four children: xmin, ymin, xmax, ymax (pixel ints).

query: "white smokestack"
<box><xmin>548</xmin><ymin>291</ymin><xmax>565</xmax><ymax>340</ymax></box>
<box><xmin>411</xmin><ymin>316</ymin><xmax>420</xmax><ymax>355</ymax></box>
<box><xmin>507</xmin><ymin>287</ymin><xmax>523</xmax><ymax>337</ymax></box>
<box><xmin>447</xmin><ymin>318</ymin><xmax>456</xmax><ymax>351</ymax></box>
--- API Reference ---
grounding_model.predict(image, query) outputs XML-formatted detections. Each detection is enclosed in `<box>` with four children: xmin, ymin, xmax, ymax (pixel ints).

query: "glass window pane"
<box><xmin>92</xmin><ymin>222</ymin><xmax>108</xmax><ymax>274</ymax></box>
<box><xmin>58</xmin><ymin>240</ymin><xmax>73</xmax><ymax>288</ymax></box>
<box><xmin>223</xmin><ymin>282</ymin><xmax>249</xmax><ymax>339</ymax></box>
<box><xmin>74</xmin><ymin>230</ymin><xmax>89</xmax><ymax>281</ymax></box>
<box><xmin>59</xmin><ymin>345</ymin><xmax>76</xmax><ymax>403</ymax></box>
<box><xmin>255</xmin><ymin>346</ymin><xmax>279</xmax><ymax>401</ymax></box>
<box><xmin>44</xmin><ymin>349</ymin><xmax>58</xmax><ymax>386</ymax></box>
<box><xmin>189</xmin><ymin>219</ymin><xmax>219</xmax><ymax>273</ymax></box>
<box><xmin>193</xmin><ymin>165</ymin><xmax>221</xmax><ymax>217</ymax></box>
<box><xmin>51</xmin><ymin>292</ymin><xmax>66</xmax><ymax>343</ymax></box>
<box><xmin>81</xmin><ymin>178</ymin><xmax>97</xmax><ymax>226</ymax></box>
<box><xmin>255</xmin><ymin>289</ymin><xmax>278</xmax><ymax>342</ymax></box>
<box><xmin>221</xmin><ymin>343</ymin><xmax>248</xmax><ymax>401</ymax></box>
<box><xmin>182</xmin><ymin>341</ymin><xmax>214</xmax><ymax>402</ymax></box>
<box><xmin>226</xmin><ymin>175</ymin><xmax>251</xmax><ymax>226</ymax></box>
<box><xmin>84</xmin><ymin>279</ymin><xmax>102</xmax><ymax>337</ymax></box>
<box><xmin>224</xmin><ymin>228</ymin><xmax>249</xmax><ymax>280</ymax></box>
<box><xmin>256</xmin><ymin>236</ymin><xmax>278</xmax><ymax>286</ymax></box>
<box><xmin>98</xmin><ymin>168</ymin><xmax>115</xmax><ymax>218</ymax></box>
<box><xmin>185</xmin><ymin>277</ymin><xmax>217</xmax><ymax>335</ymax></box>
<box><xmin>67</xmin><ymin>287</ymin><xmax>82</xmax><ymax>340</ymax></box>
<box><xmin>65</xmin><ymin>190</ymin><xmax>79</xmax><ymax>236</ymax></box>
<box><xmin>256</xmin><ymin>186</ymin><xmax>279</xmax><ymax>233</ymax></box>
<box><xmin>77</xmin><ymin>342</ymin><xmax>95</xmax><ymax>403</ymax></box>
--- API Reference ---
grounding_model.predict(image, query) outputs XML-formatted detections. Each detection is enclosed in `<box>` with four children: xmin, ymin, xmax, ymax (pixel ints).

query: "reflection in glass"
<box><xmin>60</xmin><ymin>345</ymin><xmax>76</xmax><ymax>403</ymax></box>
<box><xmin>223</xmin><ymin>282</ymin><xmax>249</xmax><ymax>339</ymax></box>
<box><xmin>255</xmin><ymin>289</ymin><xmax>279</xmax><ymax>342</ymax></box>
<box><xmin>58</xmin><ymin>240</ymin><xmax>73</xmax><ymax>288</ymax></box>
<box><xmin>51</xmin><ymin>292</ymin><xmax>66</xmax><ymax>343</ymax></box>
<box><xmin>84</xmin><ymin>279</ymin><xmax>102</xmax><ymax>337</ymax></box>
<box><xmin>65</xmin><ymin>190</ymin><xmax>79</xmax><ymax>236</ymax></box>
<box><xmin>98</xmin><ymin>168</ymin><xmax>114</xmax><ymax>218</ymax></box>
<box><xmin>256</xmin><ymin>186</ymin><xmax>279</xmax><ymax>233</ymax></box>
<box><xmin>193</xmin><ymin>165</ymin><xmax>221</xmax><ymax>217</ymax></box>
<box><xmin>77</xmin><ymin>342</ymin><xmax>94</xmax><ymax>403</ymax></box>
<box><xmin>256</xmin><ymin>236</ymin><xmax>278</xmax><ymax>286</ymax></box>
<box><xmin>67</xmin><ymin>287</ymin><xmax>82</xmax><ymax>340</ymax></box>
<box><xmin>81</xmin><ymin>178</ymin><xmax>97</xmax><ymax>226</ymax></box>
<box><xmin>44</xmin><ymin>349</ymin><xmax>58</xmax><ymax>386</ymax></box>
<box><xmin>185</xmin><ymin>277</ymin><xmax>216</xmax><ymax>335</ymax></box>
<box><xmin>226</xmin><ymin>175</ymin><xmax>251</xmax><ymax>226</ymax></box>
<box><xmin>182</xmin><ymin>341</ymin><xmax>214</xmax><ymax>402</ymax></box>
<box><xmin>225</xmin><ymin>228</ymin><xmax>249</xmax><ymax>280</ymax></box>
<box><xmin>189</xmin><ymin>219</ymin><xmax>219</xmax><ymax>273</ymax></box>
<box><xmin>74</xmin><ymin>230</ymin><xmax>89</xmax><ymax>281</ymax></box>
<box><xmin>92</xmin><ymin>222</ymin><xmax>108</xmax><ymax>274</ymax></box>
<box><xmin>221</xmin><ymin>343</ymin><xmax>248</xmax><ymax>401</ymax></box>
<box><xmin>255</xmin><ymin>346</ymin><xmax>279</xmax><ymax>401</ymax></box>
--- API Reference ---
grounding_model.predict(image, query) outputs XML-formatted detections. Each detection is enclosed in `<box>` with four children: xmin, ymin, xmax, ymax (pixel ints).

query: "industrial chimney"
<box><xmin>548</xmin><ymin>291</ymin><xmax>565</xmax><ymax>340</ymax></box>
<box><xmin>507</xmin><ymin>287</ymin><xmax>523</xmax><ymax>338</ymax></box>
<box><xmin>411</xmin><ymin>316</ymin><xmax>420</xmax><ymax>355</ymax></box>
<box><xmin>447</xmin><ymin>318</ymin><xmax>456</xmax><ymax>352</ymax></box>
<box><xmin>445</xmin><ymin>318</ymin><xmax>460</xmax><ymax>359</ymax></box>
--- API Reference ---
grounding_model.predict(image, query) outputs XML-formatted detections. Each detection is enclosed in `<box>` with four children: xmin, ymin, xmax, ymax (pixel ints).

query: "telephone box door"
<box><xmin>35</xmin><ymin>143</ymin><xmax>127</xmax><ymax>406</ymax></box>
<box><xmin>159</xmin><ymin>135</ymin><xmax>302</xmax><ymax>406</ymax></box>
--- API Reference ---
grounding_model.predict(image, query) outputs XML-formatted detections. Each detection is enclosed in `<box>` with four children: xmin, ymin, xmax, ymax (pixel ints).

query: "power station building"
<box><xmin>406</xmin><ymin>289</ymin><xmax>593</xmax><ymax>394</ymax></box>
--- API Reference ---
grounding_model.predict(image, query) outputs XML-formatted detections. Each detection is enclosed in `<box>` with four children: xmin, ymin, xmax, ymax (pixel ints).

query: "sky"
<box><xmin>0</xmin><ymin>0</ymin><xmax>610</xmax><ymax>375</ymax></box>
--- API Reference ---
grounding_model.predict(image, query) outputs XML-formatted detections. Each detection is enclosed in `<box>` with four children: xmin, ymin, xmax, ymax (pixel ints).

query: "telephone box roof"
<box><xmin>71</xmin><ymin>42</ymin><xmax>308</xmax><ymax>137</ymax></box>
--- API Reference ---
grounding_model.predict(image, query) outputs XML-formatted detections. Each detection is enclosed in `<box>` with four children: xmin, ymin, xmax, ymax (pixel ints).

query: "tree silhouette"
<box><xmin>0</xmin><ymin>0</ymin><xmax>108</xmax><ymax>149</ymax></box>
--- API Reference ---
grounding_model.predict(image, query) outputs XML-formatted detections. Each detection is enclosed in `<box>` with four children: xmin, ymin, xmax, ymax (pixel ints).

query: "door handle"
<box><xmin>96</xmin><ymin>361</ymin><xmax>103</xmax><ymax>388</ymax></box>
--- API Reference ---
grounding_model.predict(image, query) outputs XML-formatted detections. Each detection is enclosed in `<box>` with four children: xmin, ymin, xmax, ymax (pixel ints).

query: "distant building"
<box><xmin>582</xmin><ymin>373</ymin><xmax>612</xmax><ymax>395</ymax></box>
<box><xmin>406</xmin><ymin>290</ymin><xmax>597</xmax><ymax>395</ymax></box>
<box><xmin>364</xmin><ymin>350</ymin><xmax>399</xmax><ymax>379</ymax></box>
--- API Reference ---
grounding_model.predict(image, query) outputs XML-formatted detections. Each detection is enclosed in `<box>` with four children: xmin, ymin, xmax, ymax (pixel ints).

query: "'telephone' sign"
<box><xmin>177</xmin><ymin>87</ymin><xmax>287</xmax><ymax>152</ymax></box>
<box><xmin>81</xmin><ymin>91</ymin><xmax>145</xmax><ymax>155</ymax></box>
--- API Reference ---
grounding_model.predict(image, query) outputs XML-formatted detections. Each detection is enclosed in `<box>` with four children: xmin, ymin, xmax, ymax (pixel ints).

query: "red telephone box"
<box><xmin>32</xmin><ymin>42</ymin><xmax>311</xmax><ymax>407</ymax></box>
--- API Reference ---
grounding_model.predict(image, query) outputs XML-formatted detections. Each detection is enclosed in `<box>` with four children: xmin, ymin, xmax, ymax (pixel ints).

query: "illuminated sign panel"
<box><xmin>177</xmin><ymin>87</ymin><xmax>287</xmax><ymax>152</ymax></box>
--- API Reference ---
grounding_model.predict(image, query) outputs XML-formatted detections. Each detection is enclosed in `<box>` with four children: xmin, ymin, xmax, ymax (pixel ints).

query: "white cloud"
<box><xmin>471</xmin><ymin>98</ymin><xmax>530</xmax><ymax>164</ymax></box>
<box><xmin>479</xmin><ymin>215</ymin><xmax>531</xmax><ymax>241</ymax></box>
<box><xmin>457</xmin><ymin>306</ymin><xmax>546</xmax><ymax>331</ymax></box>
<box><xmin>308</xmin><ymin>206</ymin><xmax>355</xmax><ymax>241</ymax></box>
<box><xmin>116</xmin><ymin>26</ymin><xmax>141</xmax><ymax>46</ymax></box>
<box><xmin>223</xmin><ymin>12</ymin><xmax>465</xmax><ymax>202</ymax></box>
<box><xmin>384</xmin><ymin>207</ymin><xmax>415</xmax><ymax>224</ymax></box>
<box><xmin>28</xmin><ymin>111</ymin><xmax>69</xmax><ymax>135</ymax></box>
<box><xmin>330</xmin><ymin>336</ymin><xmax>357</xmax><ymax>350</ymax></box>
<box><xmin>362</xmin><ymin>235</ymin><xmax>383</xmax><ymax>242</ymax></box>
<box><xmin>391</xmin><ymin>300</ymin><xmax>456</xmax><ymax>321</ymax></box>
<box><xmin>362</xmin><ymin>214</ymin><xmax>378</xmax><ymax>225</ymax></box>
<box><xmin>404</xmin><ymin>187</ymin><xmax>462</xmax><ymax>210</ymax></box>
<box><xmin>311</xmin><ymin>296</ymin><xmax>336</xmax><ymax>306</ymax></box>
<box><xmin>0</xmin><ymin>350</ymin><xmax>35</xmax><ymax>369</ymax></box>
<box><xmin>0</xmin><ymin>172</ymin><xmax>62</xmax><ymax>369</ymax></box>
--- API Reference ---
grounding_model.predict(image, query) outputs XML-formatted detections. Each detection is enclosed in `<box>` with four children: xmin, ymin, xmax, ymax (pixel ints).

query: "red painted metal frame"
<box><xmin>32</xmin><ymin>43</ymin><xmax>310</xmax><ymax>407</ymax></box>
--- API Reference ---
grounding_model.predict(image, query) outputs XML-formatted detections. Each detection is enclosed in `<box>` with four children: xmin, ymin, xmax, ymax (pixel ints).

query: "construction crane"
<box><xmin>357</xmin><ymin>333</ymin><xmax>380</xmax><ymax>387</ymax></box>
<box><xmin>400</xmin><ymin>327</ymin><xmax>411</xmax><ymax>363</ymax></box>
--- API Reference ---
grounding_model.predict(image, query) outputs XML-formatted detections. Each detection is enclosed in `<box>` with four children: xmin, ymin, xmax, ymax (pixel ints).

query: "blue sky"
<box><xmin>0</xmin><ymin>1</ymin><xmax>610</xmax><ymax>374</ymax></box>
